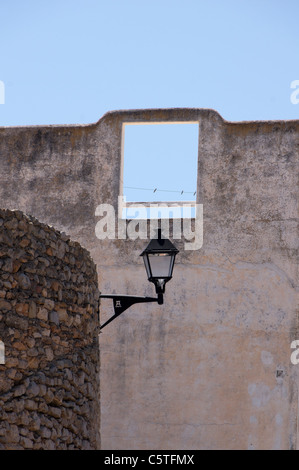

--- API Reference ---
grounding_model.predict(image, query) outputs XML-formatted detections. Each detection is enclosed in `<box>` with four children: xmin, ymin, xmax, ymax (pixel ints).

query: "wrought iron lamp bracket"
<box><xmin>99</xmin><ymin>294</ymin><xmax>163</xmax><ymax>330</ymax></box>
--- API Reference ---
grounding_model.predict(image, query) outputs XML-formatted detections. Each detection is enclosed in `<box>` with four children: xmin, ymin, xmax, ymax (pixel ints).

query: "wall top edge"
<box><xmin>0</xmin><ymin>107</ymin><xmax>298</xmax><ymax>132</ymax></box>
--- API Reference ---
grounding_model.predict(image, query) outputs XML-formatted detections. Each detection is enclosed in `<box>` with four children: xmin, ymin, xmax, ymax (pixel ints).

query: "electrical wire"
<box><xmin>124</xmin><ymin>186</ymin><xmax>196</xmax><ymax>196</ymax></box>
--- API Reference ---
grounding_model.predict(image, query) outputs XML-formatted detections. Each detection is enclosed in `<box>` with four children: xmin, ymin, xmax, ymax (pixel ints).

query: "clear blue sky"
<box><xmin>0</xmin><ymin>0</ymin><xmax>298</xmax><ymax>126</ymax></box>
<box><xmin>0</xmin><ymin>1</ymin><xmax>298</xmax><ymax>205</ymax></box>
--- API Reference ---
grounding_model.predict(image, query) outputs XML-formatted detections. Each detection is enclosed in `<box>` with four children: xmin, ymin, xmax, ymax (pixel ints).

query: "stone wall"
<box><xmin>0</xmin><ymin>209</ymin><xmax>100</xmax><ymax>450</ymax></box>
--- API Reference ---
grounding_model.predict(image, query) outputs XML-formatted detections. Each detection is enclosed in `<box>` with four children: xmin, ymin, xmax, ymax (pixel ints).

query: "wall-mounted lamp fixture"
<box><xmin>99</xmin><ymin>229</ymin><xmax>179</xmax><ymax>330</ymax></box>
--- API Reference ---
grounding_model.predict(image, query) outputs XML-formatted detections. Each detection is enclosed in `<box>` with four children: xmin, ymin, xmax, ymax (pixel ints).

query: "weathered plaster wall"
<box><xmin>0</xmin><ymin>108</ymin><xmax>298</xmax><ymax>450</ymax></box>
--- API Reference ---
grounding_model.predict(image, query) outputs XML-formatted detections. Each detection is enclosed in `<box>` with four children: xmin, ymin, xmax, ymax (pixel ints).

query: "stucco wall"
<box><xmin>0</xmin><ymin>108</ymin><xmax>298</xmax><ymax>449</ymax></box>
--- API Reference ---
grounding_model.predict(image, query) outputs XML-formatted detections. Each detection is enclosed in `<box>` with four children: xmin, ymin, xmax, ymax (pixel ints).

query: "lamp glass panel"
<box><xmin>148</xmin><ymin>253</ymin><xmax>173</xmax><ymax>278</ymax></box>
<box><xmin>142</xmin><ymin>254</ymin><xmax>152</xmax><ymax>279</ymax></box>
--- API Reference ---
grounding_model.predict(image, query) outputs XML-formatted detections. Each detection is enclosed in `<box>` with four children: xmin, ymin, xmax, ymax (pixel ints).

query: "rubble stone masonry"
<box><xmin>0</xmin><ymin>208</ymin><xmax>100</xmax><ymax>450</ymax></box>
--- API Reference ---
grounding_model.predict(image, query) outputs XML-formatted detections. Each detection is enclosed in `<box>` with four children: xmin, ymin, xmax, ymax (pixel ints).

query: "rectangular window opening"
<box><xmin>120</xmin><ymin>122</ymin><xmax>199</xmax><ymax>219</ymax></box>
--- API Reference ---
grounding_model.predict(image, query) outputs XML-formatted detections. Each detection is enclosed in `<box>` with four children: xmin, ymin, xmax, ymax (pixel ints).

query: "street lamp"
<box><xmin>141</xmin><ymin>228</ymin><xmax>179</xmax><ymax>303</ymax></box>
<box><xmin>100</xmin><ymin>229</ymin><xmax>179</xmax><ymax>330</ymax></box>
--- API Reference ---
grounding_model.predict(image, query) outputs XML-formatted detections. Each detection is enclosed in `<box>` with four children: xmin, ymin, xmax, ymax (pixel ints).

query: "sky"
<box><xmin>0</xmin><ymin>0</ymin><xmax>298</xmax><ymax>204</ymax></box>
